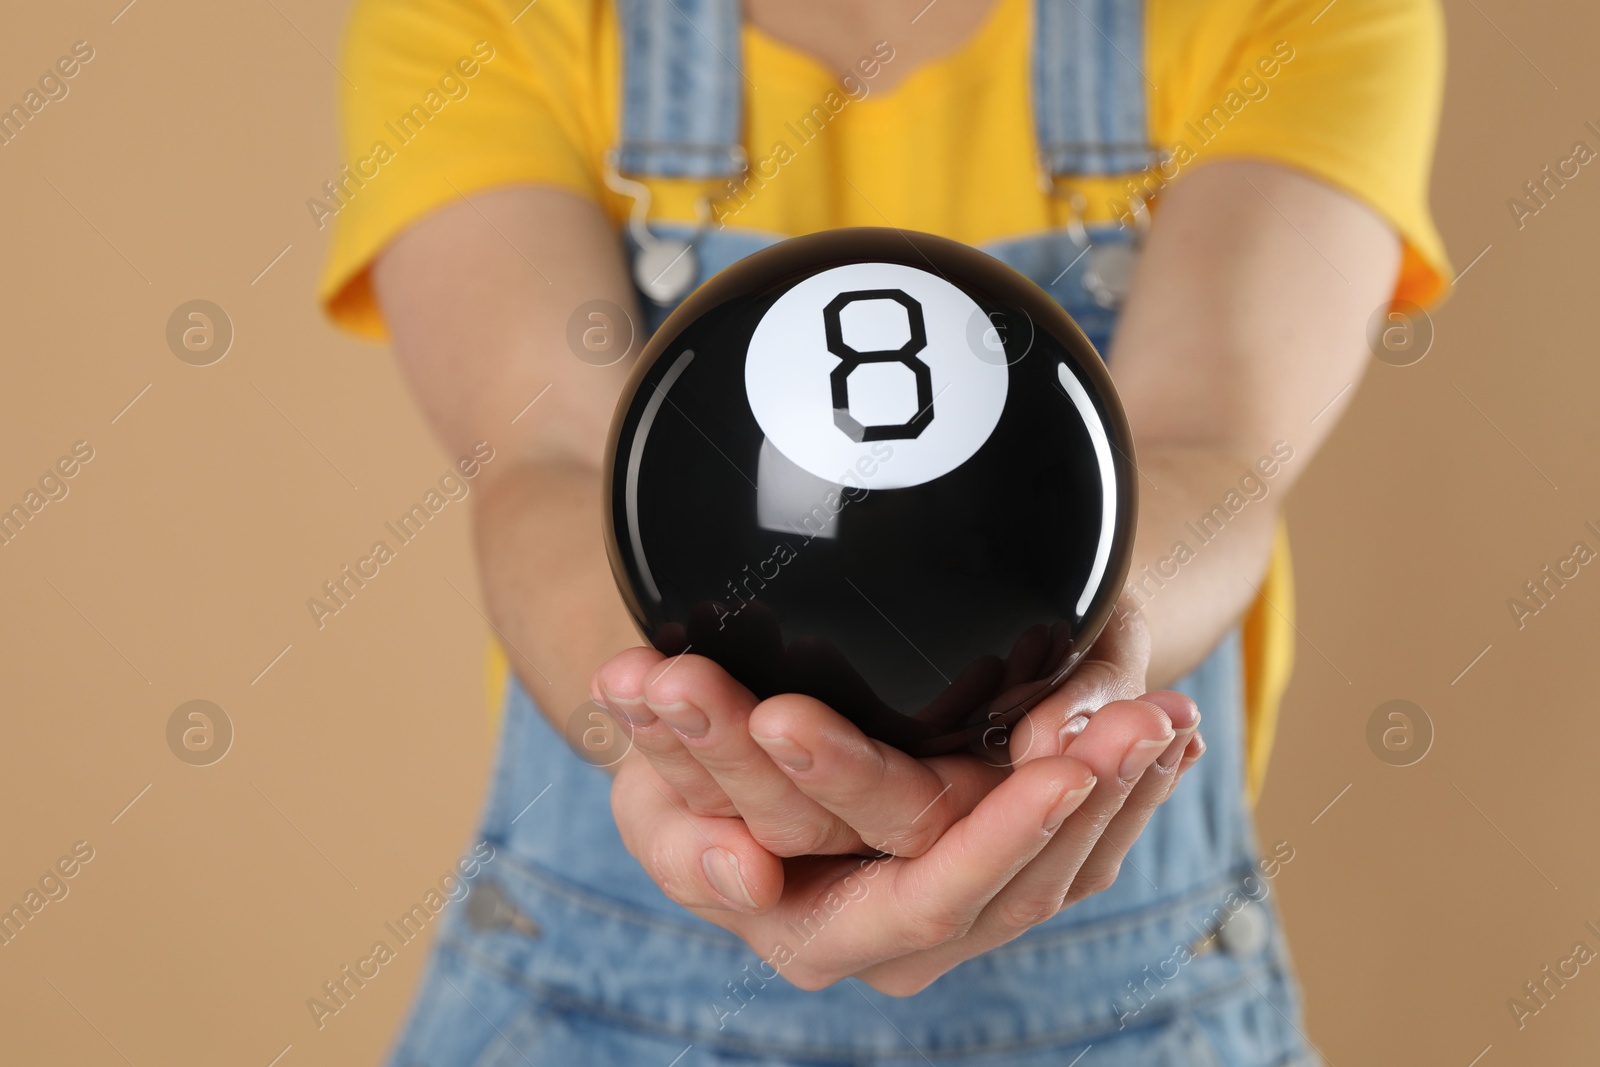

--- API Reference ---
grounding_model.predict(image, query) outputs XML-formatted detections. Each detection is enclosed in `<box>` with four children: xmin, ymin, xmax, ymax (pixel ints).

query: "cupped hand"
<box><xmin>591</xmin><ymin>598</ymin><xmax>1201</xmax><ymax>862</ymax></box>
<box><xmin>593</xmin><ymin>603</ymin><xmax>1206</xmax><ymax>993</ymax></box>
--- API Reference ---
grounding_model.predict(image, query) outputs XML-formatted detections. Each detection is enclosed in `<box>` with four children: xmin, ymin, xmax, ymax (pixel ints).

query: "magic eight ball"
<box><xmin>603</xmin><ymin>228</ymin><xmax>1137</xmax><ymax>757</ymax></box>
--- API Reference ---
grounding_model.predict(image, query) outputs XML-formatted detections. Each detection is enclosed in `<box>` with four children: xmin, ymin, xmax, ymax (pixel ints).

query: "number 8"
<box><xmin>823</xmin><ymin>289</ymin><xmax>935</xmax><ymax>442</ymax></box>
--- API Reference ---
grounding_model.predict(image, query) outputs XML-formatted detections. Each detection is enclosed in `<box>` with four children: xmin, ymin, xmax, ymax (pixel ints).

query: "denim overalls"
<box><xmin>383</xmin><ymin>2</ymin><xmax>1319</xmax><ymax>1063</ymax></box>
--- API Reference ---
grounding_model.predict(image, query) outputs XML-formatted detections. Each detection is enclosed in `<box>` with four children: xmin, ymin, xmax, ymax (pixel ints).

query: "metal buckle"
<box><xmin>603</xmin><ymin>147</ymin><xmax>745</xmax><ymax>306</ymax></box>
<box><xmin>1038</xmin><ymin>160</ymin><xmax>1156</xmax><ymax>310</ymax></box>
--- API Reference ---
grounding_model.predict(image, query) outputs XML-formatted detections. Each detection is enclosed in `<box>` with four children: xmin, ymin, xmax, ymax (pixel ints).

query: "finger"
<box><xmin>609</xmin><ymin>756</ymin><xmax>783</xmax><ymax>913</ymax></box>
<box><xmin>1065</xmin><ymin>691</ymin><xmax>1200</xmax><ymax>903</ymax></box>
<box><xmin>859</xmin><ymin>700</ymin><xmax>1175</xmax><ymax>987</ymax></box>
<box><xmin>974</xmin><ymin>701</ymin><xmax>1174</xmax><ymax>923</ymax></box>
<box><xmin>643</xmin><ymin>654</ymin><xmax>860</xmax><ymax>856</ymax></box>
<box><xmin>983</xmin><ymin>699</ymin><xmax>1172</xmax><ymax>910</ymax></box>
<box><xmin>772</xmin><ymin>755</ymin><xmax>1098</xmax><ymax>990</ymax></box>
<box><xmin>889</xmin><ymin>754</ymin><xmax>1098</xmax><ymax>926</ymax></box>
<box><xmin>1006</xmin><ymin>606</ymin><xmax>1151</xmax><ymax>767</ymax></box>
<box><xmin>1142</xmin><ymin>690</ymin><xmax>1204</xmax><ymax>785</ymax></box>
<box><xmin>749</xmin><ymin>693</ymin><xmax>1010</xmax><ymax>858</ymax></box>
<box><xmin>595</xmin><ymin>647</ymin><xmax>733</xmax><ymax>817</ymax></box>
<box><xmin>1179</xmin><ymin>732</ymin><xmax>1206</xmax><ymax>772</ymax></box>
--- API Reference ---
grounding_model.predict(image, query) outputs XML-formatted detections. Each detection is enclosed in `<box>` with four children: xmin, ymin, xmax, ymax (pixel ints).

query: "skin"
<box><xmin>371</xmin><ymin>0</ymin><xmax>1399</xmax><ymax>997</ymax></box>
<box><xmin>744</xmin><ymin>0</ymin><xmax>1003</xmax><ymax>94</ymax></box>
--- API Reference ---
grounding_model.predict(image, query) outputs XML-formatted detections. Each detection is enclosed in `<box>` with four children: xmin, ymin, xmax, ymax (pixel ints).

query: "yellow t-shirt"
<box><xmin>319</xmin><ymin>0</ymin><xmax>1450</xmax><ymax>799</ymax></box>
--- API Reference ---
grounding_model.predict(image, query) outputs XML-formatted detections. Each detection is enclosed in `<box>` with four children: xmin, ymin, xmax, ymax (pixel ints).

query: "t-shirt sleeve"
<box><xmin>1174</xmin><ymin>0</ymin><xmax>1452</xmax><ymax>306</ymax></box>
<box><xmin>317</xmin><ymin>0</ymin><xmax>608</xmax><ymax>339</ymax></box>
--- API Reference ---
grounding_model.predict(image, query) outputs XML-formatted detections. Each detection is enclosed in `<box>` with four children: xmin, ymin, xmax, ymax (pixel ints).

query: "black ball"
<box><xmin>604</xmin><ymin>228</ymin><xmax>1137</xmax><ymax>757</ymax></box>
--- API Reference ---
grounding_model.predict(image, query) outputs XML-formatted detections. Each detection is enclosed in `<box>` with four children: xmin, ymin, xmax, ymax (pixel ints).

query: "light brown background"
<box><xmin>2</xmin><ymin>1</ymin><xmax>1597</xmax><ymax>1064</ymax></box>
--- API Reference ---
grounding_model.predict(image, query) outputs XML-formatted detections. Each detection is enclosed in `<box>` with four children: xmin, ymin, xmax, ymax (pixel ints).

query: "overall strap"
<box><xmin>613</xmin><ymin>0</ymin><xmax>746</xmax><ymax>179</ymax></box>
<box><xmin>1033</xmin><ymin>0</ymin><xmax>1164</xmax><ymax>179</ymax></box>
<box><xmin>616</xmin><ymin>0</ymin><xmax>1158</xmax><ymax>181</ymax></box>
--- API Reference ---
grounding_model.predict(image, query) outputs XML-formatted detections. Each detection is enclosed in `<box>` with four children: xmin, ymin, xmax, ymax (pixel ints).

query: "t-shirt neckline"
<box><xmin>741</xmin><ymin>0</ymin><xmax>1020</xmax><ymax>106</ymax></box>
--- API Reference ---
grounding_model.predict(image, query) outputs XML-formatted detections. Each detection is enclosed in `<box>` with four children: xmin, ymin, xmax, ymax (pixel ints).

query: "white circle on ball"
<box><xmin>744</xmin><ymin>262</ymin><xmax>1008</xmax><ymax>490</ymax></box>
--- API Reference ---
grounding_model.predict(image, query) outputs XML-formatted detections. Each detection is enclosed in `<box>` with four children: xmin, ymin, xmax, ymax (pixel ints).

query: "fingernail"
<box><xmin>1181</xmin><ymin>735</ymin><xmax>1207</xmax><ymax>767</ymax></box>
<box><xmin>653</xmin><ymin>701</ymin><xmax>709</xmax><ymax>738</ymax></box>
<box><xmin>1044</xmin><ymin>776</ymin><xmax>1097</xmax><ymax>831</ymax></box>
<box><xmin>1164</xmin><ymin>702</ymin><xmax>1201</xmax><ymax>732</ymax></box>
<box><xmin>702</xmin><ymin>848</ymin><xmax>757</xmax><ymax>910</ymax></box>
<box><xmin>1156</xmin><ymin>732</ymin><xmax>1190</xmax><ymax>770</ymax></box>
<box><xmin>603</xmin><ymin>690</ymin><xmax>655</xmax><ymax>726</ymax></box>
<box><xmin>1119</xmin><ymin>735</ymin><xmax>1173</xmax><ymax>781</ymax></box>
<box><xmin>1057</xmin><ymin>715</ymin><xmax>1090</xmax><ymax>754</ymax></box>
<box><xmin>753</xmin><ymin>733</ymin><xmax>813</xmax><ymax>772</ymax></box>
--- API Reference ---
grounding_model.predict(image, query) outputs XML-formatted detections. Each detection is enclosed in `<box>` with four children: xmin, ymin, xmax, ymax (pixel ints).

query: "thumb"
<box><xmin>1005</xmin><ymin>597</ymin><xmax>1151</xmax><ymax>767</ymax></box>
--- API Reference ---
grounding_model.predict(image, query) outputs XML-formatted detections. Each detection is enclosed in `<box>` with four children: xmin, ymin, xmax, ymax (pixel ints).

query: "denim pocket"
<box><xmin>382</xmin><ymin>926</ymin><xmax>551</xmax><ymax>1067</ymax></box>
<box><xmin>1186</xmin><ymin>966</ymin><xmax>1321</xmax><ymax>1067</ymax></box>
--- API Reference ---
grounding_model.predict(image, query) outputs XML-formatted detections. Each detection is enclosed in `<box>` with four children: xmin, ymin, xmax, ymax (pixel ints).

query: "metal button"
<box><xmin>1083</xmin><ymin>242</ymin><xmax>1139</xmax><ymax>309</ymax></box>
<box><xmin>634</xmin><ymin>238</ymin><xmax>698</xmax><ymax>305</ymax></box>
<box><xmin>1216</xmin><ymin>899</ymin><xmax>1269</xmax><ymax>957</ymax></box>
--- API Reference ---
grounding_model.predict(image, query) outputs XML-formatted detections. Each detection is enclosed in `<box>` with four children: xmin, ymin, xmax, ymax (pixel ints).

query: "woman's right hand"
<box><xmin>598</xmin><ymin>610</ymin><xmax>1203</xmax><ymax>995</ymax></box>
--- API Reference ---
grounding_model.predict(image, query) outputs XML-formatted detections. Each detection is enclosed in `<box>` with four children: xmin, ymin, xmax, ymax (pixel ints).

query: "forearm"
<box><xmin>472</xmin><ymin>457</ymin><xmax>640</xmax><ymax>728</ymax></box>
<box><xmin>369</xmin><ymin>187</ymin><xmax>648</xmax><ymax>731</ymax></box>
<box><xmin>1122</xmin><ymin>445</ymin><xmax>1287</xmax><ymax>689</ymax></box>
<box><xmin>1102</xmin><ymin>159</ymin><xmax>1403</xmax><ymax>690</ymax></box>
